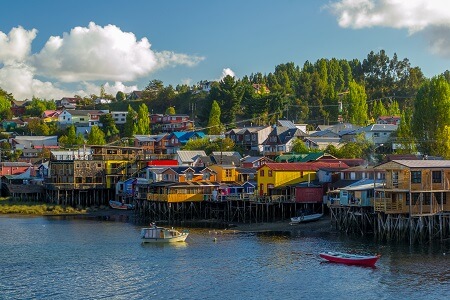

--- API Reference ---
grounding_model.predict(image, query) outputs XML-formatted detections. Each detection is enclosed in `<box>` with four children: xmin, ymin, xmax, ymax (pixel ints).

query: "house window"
<box><xmin>225</xmin><ymin>169</ymin><xmax>232</xmax><ymax>177</ymax></box>
<box><xmin>268</xmin><ymin>170</ymin><xmax>273</xmax><ymax>177</ymax></box>
<box><xmin>411</xmin><ymin>171</ymin><xmax>421</xmax><ymax>184</ymax></box>
<box><xmin>260</xmin><ymin>170</ymin><xmax>264</xmax><ymax>177</ymax></box>
<box><xmin>432</xmin><ymin>171</ymin><xmax>442</xmax><ymax>183</ymax></box>
<box><xmin>75</xmin><ymin>177</ymin><xmax>82</xmax><ymax>183</ymax></box>
<box><xmin>97</xmin><ymin>163</ymin><xmax>102</xmax><ymax>168</ymax></box>
<box><xmin>186</xmin><ymin>172</ymin><xmax>193</xmax><ymax>181</ymax></box>
<box><xmin>203</xmin><ymin>173</ymin><xmax>211</xmax><ymax>180</ymax></box>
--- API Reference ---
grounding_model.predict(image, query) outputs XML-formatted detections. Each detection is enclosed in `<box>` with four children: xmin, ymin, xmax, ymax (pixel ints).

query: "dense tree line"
<box><xmin>1</xmin><ymin>50</ymin><xmax>450</xmax><ymax>157</ymax></box>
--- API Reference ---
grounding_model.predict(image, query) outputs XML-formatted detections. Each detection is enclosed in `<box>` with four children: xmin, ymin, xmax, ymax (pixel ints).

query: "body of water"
<box><xmin>0</xmin><ymin>215</ymin><xmax>448</xmax><ymax>300</ymax></box>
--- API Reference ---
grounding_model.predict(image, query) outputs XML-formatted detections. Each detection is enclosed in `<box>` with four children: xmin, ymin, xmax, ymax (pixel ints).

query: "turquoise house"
<box><xmin>339</xmin><ymin>179</ymin><xmax>383</xmax><ymax>207</ymax></box>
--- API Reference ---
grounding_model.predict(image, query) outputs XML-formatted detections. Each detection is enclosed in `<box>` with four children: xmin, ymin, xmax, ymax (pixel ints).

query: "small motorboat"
<box><xmin>319</xmin><ymin>251</ymin><xmax>380</xmax><ymax>267</ymax></box>
<box><xmin>141</xmin><ymin>224</ymin><xmax>189</xmax><ymax>243</ymax></box>
<box><xmin>290</xmin><ymin>213</ymin><xmax>323</xmax><ymax>225</ymax></box>
<box><xmin>109</xmin><ymin>200</ymin><xmax>135</xmax><ymax>210</ymax></box>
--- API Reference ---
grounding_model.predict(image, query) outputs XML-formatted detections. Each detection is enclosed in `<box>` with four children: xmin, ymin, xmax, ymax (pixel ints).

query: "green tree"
<box><xmin>207</xmin><ymin>100</ymin><xmax>223</xmax><ymax>135</ymax></box>
<box><xmin>0</xmin><ymin>93</ymin><xmax>12</xmax><ymax>119</ymax></box>
<box><xmin>136</xmin><ymin>103</ymin><xmax>150</xmax><ymax>135</ymax></box>
<box><xmin>371</xmin><ymin>100</ymin><xmax>387</xmax><ymax>120</ymax></box>
<box><xmin>210</xmin><ymin>75</ymin><xmax>244</xmax><ymax>127</ymax></box>
<box><xmin>116</xmin><ymin>91</ymin><xmax>126</xmax><ymax>101</ymax></box>
<box><xmin>412</xmin><ymin>76</ymin><xmax>450</xmax><ymax>155</ymax></box>
<box><xmin>291</xmin><ymin>138</ymin><xmax>309</xmax><ymax>154</ymax></box>
<box><xmin>26</xmin><ymin>97</ymin><xmax>56</xmax><ymax>117</ymax></box>
<box><xmin>165</xmin><ymin>106</ymin><xmax>176</xmax><ymax>115</ymax></box>
<box><xmin>387</xmin><ymin>100</ymin><xmax>401</xmax><ymax>116</ymax></box>
<box><xmin>99</xmin><ymin>113</ymin><xmax>120</xmax><ymax>142</ymax></box>
<box><xmin>394</xmin><ymin>108</ymin><xmax>416</xmax><ymax>154</ymax></box>
<box><xmin>344</xmin><ymin>80</ymin><xmax>368</xmax><ymax>126</ymax></box>
<box><xmin>436</xmin><ymin>125</ymin><xmax>450</xmax><ymax>159</ymax></box>
<box><xmin>87</xmin><ymin>126</ymin><xmax>106</xmax><ymax>145</ymax></box>
<box><xmin>124</xmin><ymin>105</ymin><xmax>138</xmax><ymax>138</ymax></box>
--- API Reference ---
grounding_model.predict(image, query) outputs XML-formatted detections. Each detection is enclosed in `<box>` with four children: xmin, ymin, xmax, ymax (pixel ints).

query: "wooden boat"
<box><xmin>290</xmin><ymin>213</ymin><xmax>323</xmax><ymax>225</ymax></box>
<box><xmin>141</xmin><ymin>224</ymin><xmax>189</xmax><ymax>243</ymax></box>
<box><xmin>319</xmin><ymin>251</ymin><xmax>380</xmax><ymax>267</ymax></box>
<box><xmin>109</xmin><ymin>200</ymin><xmax>135</xmax><ymax>210</ymax></box>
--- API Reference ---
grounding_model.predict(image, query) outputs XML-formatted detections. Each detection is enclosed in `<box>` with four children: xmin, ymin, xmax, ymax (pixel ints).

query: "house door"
<box><xmin>260</xmin><ymin>184</ymin><xmax>264</xmax><ymax>196</ymax></box>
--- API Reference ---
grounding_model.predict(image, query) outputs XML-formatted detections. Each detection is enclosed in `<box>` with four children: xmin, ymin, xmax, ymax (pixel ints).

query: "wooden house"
<box><xmin>339</xmin><ymin>179</ymin><xmax>383</xmax><ymax>207</ymax></box>
<box><xmin>373</xmin><ymin>160</ymin><xmax>450</xmax><ymax>214</ymax></box>
<box><xmin>257</xmin><ymin>162</ymin><xmax>348</xmax><ymax>196</ymax></box>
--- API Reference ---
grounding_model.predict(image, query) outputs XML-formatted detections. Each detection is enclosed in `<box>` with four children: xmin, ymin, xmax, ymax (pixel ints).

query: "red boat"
<box><xmin>319</xmin><ymin>251</ymin><xmax>380</xmax><ymax>267</ymax></box>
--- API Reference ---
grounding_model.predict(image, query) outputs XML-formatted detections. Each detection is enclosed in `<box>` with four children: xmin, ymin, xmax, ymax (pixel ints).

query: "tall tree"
<box><xmin>412</xmin><ymin>76</ymin><xmax>450</xmax><ymax>155</ymax></box>
<box><xmin>136</xmin><ymin>104</ymin><xmax>150</xmax><ymax>135</ymax></box>
<box><xmin>124</xmin><ymin>105</ymin><xmax>138</xmax><ymax>138</ymax></box>
<box><xmin>99</xmin><ymin>113</ymin><xmax>120</xmax><ymax>142</ymax></box>
<box><xmin>0</xmin><ymin>93</ymin><xmax>12</xmax><ymax>119</ymax></box>
<box><xmin>87</xmin><ymin>126</ymin><xmax>106</xmax><ymax>145</ymax></box>
<box><xmin>371</xmin><ymin>100</ymin><xmax>387</xmax><ymax>120</ymax></box>
<box><xmin>344</xmin><ymin>80</ymin><xmax>368</xmax><ymax>126</ymax></box>
<box><xmin>395</xmin><ymin>107</ymin><xmax>415</xmax><ymax>154</ymax></box>
<box><xmin>209</xmin><ymin>75</ymin><xmax>243</xmax><ymax>127</ymax></box>
<box><xmin>207</xmin><ymin>100</ymin><xmax>223</xmax><ymax>135</ymax></box>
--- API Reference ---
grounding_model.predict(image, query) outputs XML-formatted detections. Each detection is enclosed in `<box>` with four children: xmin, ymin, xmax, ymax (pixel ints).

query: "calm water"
<box><xmin>0</xmin><ymin>215</ymin><xmax>448</xmax><ymax>300</ymax></box>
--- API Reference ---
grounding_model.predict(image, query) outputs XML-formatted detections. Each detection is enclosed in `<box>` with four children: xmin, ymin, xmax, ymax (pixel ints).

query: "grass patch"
<box><xmin>0</xmin><ymin>197</ymin><xmax>87</xmax><ymax>215</ymax></box>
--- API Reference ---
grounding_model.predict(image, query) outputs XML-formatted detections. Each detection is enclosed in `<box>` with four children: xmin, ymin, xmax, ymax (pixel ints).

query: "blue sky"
<box><xmin>1</xmin><ymin>0</ymin><xmax>449</xmax><ymax>100</ymax></box>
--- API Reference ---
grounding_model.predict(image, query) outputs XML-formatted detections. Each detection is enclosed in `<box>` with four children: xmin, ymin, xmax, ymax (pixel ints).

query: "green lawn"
<box><xmin>0</xmin><ymin>197</ymin><xmax>87</xmax><ymax>215</ymax></box>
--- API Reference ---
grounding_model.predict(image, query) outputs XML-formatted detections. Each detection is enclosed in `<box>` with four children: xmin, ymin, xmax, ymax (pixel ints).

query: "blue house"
<box><xmin>339</xmin><ymin>179</ymin><xmax>383</xmax><ymax>206</ymax></box>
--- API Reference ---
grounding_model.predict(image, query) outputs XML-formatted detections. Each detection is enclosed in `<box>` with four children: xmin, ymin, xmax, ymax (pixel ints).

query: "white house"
<box><xmin>111</xmin><ymin>111</ymin><xmax>128</xmax><ymax>125</ymax></box>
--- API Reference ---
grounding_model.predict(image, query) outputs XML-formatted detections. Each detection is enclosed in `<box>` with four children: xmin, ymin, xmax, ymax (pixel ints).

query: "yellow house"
<box><xmin>210</xmin><ymin>164</ymin><xmax>237</xmax><ymax>183</ymax></box>
<box><xmin>374</xmin><ymin>160</ymin><xmax>450</xmax><ymax>214</ymax></box>
<box><xmin>257</xmin><ymin>163</ymin><xmax>319</xmax><ymax>195</ymax></box>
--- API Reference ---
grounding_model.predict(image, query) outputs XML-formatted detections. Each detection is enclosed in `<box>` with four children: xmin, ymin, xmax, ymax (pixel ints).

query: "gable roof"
<box><xmin>379</xmin><ymin>160</ymin><xmax>450</xmax><ymax>169</ymax></box>
<box><xmin>177</xmin><ymin>150</ymin><xmax>207</xmax><ymax>163</ymax></box>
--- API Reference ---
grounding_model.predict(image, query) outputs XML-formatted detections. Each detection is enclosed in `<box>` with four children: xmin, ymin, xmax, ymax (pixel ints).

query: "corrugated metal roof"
<box><xmin>391</xmin><ymin>160</ymin><xmax>450</xmax><ymax>168</ymax></box>
<box><xmin>177</xmin><ymin>150</ymin><xmax>207</xmax><ymax>163</ymax></box>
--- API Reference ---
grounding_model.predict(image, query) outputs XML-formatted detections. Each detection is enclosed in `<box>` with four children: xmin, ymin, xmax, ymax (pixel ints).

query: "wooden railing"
<box><xmin>374</xmin><ymin>198</ymin><xmax>403</xmax><ymax>213</ymax></box>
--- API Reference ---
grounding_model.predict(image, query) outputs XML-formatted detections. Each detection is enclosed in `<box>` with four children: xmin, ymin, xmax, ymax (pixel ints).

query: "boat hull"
<box><xmin>109</xmin><ymin>200</ymin><xmax>135</xmax><ymax>210</ymax></box>
<box><xmin>290</xmin><ymin>213</ymin><xmax>323</xmax><ymax>224</ymax></box>
<box><xmin>141</xmin><ymin>234</ymin><xmax>189</xmax><ymax>243</ymax></box>
<box><xmin>141</xmin><ymin>227</ymin><xmax>189</xmax><ymax>243</ymax></box>
<box><xmin>319</xmin><ymin>252</ymin><xmax>380</xmax><ymax>267</ymax></box>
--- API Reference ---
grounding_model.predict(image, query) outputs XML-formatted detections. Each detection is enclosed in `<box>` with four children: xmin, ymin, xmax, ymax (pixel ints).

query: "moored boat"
<box><xmin>109</xmin><ymin>200</ymin><xmax>135</xmax><ymax>210</ymax></box>
<box><xmin>319</xmin><ymin>251</ymin><xmax>380</xmax><ymax>267</ymax></box>
<box><xmin>290</xmin><ymin>213</ymin><xmax>323</xmax><ymax>225</ymax></box>
<box><xmin>141</xmin><ymin>224</ymin><xmax>189</xmax><ymax>243</ymax></box>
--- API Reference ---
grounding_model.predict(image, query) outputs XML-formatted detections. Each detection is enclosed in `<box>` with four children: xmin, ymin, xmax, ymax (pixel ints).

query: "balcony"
<box><xmin>374</xmin><ymin>198</ymin><xmax>404</xmax><ymax>213</ymax></box>
<box><xmin>146</xmin><ymin>193</ymin><xmax>207</xmax><ymax>202</ymax></box>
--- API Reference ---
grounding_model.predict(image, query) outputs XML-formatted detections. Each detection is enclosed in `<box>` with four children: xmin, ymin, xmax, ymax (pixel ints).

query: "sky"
<box><xmin>1</xmin><ymin>0</ymin><xmax>449</xmax><ymax>100</ymax></box>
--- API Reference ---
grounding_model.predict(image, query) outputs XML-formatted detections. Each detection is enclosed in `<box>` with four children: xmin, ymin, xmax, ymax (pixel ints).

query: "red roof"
<box><xmin>260</xmin><ymin>161</ymin><xmax>349</xmax><ymax>171</ymax></box>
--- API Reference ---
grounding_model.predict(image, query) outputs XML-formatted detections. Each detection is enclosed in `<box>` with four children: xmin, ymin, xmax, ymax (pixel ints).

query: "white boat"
<box><xmin>109</xmin><ymin>200</ymin><xmax>135</xmax><ymax>210</ymax></box>
<box><xmin>290</xmin><ymin>213</ymin><xmax>323</xmax><ymax>225</ymax></box>
<box><xmin>141</xmin><ymin>224</ymin><xmax>189</xmax><ymax>243</ymax></box>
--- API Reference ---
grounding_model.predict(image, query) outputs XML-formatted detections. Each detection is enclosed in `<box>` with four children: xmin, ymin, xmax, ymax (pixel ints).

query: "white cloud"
<box><xmin>219</xmin><ymin>68</ymin><xmax>236</xmax><ymax>81</ymax></box>
<box><xmin>0</xmin><ymin>22</ymin><xmax>205</xmax><ymax>99</ymax></box>
<box><xmin>0</xmin><ymin>63</ymin><xmax>67</xmax><ymax>100</ymax></box>
<box><xmin>155</xmin><ymin>51</ymin><xmax>205</xmax><ymax>69</ymax></box>
<box><xmin>0</xmin><ymin>26</ymin><xmax>37</xmax><ymax>64</ymax></box>
<box><xmin>80</xmin><ymin>81</ymin><xmax>138</xmax><ymax>97</ymax></box>
<box><xmin>32</xmin><ymin>22</ymin><xmax>204</xmax><ymax>82</ymax></box>
<box><xmin>327</xmin><ymin>0</ymin><xmax>450</xmax><ymax>58</ymax></box>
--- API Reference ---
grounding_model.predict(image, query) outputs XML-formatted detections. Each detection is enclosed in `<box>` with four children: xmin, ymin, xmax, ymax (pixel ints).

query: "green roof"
<box><xmin>275</xmin><ymin>152</ymin><xmax>325</xmax><ymax>163</ymax></box>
